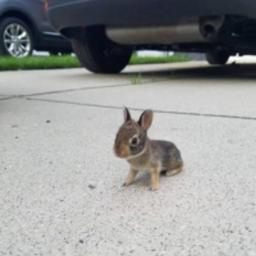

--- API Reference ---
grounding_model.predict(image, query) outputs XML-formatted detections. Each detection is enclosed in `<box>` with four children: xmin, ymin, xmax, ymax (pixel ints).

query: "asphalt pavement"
<box><xmin>0</xmin><ymin>61</ymin><xmax>256</xmax><ymax>256</ymax></box>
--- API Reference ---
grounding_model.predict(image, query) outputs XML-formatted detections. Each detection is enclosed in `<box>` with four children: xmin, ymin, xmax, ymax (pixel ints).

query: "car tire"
<box><xmin>0</xmin><ymin>17</ymin><xmax>34</xmax><ymax>57</ymax></box>
<box><xmin>49</xmin><ymin>51</ymin><xmax>60</xmax><ymax>56</ymax></box>
<box><xmin>206</xmin><ymin>50</ymin><xmax>230</xmax><ymax>65</ymax></box>
<box><xmin>71</xmin><ymin>27</ymin><xmax>132</xmax><ymax>74</ymax></box>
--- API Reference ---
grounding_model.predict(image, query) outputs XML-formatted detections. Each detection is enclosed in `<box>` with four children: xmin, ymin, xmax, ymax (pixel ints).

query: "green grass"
<box><xmin>130</xmin><ymin>73</ymin><xmax>142</xmax><ymax>85</ymax></box>
<box><xmin>0</xmin><ymin>55</ymin><xmax>80</xmax><ymax>71</ymax></box>
<box><xmin>130</xmin><ymin>54</ymin><xmax>191</xmax><ymax>65</ymax></box>
<box><xmin>0</xmin><ymin>54</ymin><xmax>191</xmax><ymax>71</ymax></box>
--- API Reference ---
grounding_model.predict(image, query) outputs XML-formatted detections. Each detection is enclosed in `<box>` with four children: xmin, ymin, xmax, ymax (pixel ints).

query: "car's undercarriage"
<box><xmin>104</xmin><ymin>15</ymin><xmax>256</xmax><ymax>56</ymax></box>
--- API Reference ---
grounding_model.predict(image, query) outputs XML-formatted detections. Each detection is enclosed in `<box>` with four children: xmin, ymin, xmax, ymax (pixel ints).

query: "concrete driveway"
<box><xmin>0</xmin><ymin>62</ymin><xmax>256</xmax><ymax>256</ymax></box>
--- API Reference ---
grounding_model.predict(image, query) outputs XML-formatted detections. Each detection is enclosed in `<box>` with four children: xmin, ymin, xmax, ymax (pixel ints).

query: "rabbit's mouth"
<box><xmin>114</xmin><ymin>145</ymin><xmax>130</xmax><ymax>159</ymax></box>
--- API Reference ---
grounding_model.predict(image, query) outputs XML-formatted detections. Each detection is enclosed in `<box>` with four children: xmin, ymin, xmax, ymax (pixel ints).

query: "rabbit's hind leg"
<box><xmin>165</xmin><ymin>165</ymin><xmax>183</xmax><ymax>177</ymax></box>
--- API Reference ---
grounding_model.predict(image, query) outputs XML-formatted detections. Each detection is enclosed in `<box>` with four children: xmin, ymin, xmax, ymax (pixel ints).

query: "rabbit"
<box><xmin>114</xmin><ymin>107</ymin><xmax>183</xmax><ymax>191</ymax></box>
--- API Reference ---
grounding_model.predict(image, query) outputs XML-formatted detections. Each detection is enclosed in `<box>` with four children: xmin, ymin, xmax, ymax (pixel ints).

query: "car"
<box><xmin>48</xmin><ymin>0</ymin><xmax>256</xmax><ymax>73</ymax></box>
<box><xmin>0</xmin><ymin>0</ymin><xmax>72</xmax><ymax>58</ymax></box>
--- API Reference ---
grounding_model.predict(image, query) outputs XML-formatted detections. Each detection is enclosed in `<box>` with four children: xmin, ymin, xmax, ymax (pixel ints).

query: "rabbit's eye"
<box><xmin>130</xmin><ymin>136</ymin><xmax>139</xmax><ymax>146</ymax></box>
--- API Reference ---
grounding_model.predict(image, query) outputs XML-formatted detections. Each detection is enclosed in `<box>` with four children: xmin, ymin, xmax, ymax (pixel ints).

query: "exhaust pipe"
<box><xmin>200</xmin><ymin>16</ymin><xmax>225</xmax><ymax>41</ymax></box>
<box><xmin>106</xmin><ymin>17</ymin><xmax>224</xmax><ymax>45</ymax></box>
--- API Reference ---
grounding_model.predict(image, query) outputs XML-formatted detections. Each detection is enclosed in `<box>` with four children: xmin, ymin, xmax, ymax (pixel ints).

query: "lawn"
<box><xmin>0</xmin><ymin>54</ymin><xmax>191</xmax><ymax>71</ymax></box>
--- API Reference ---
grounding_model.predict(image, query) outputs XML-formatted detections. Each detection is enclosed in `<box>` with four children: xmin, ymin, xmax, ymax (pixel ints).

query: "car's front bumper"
<box><xmin>49</xmin><ymin>0</ymin><xmax>256</xmax><ymax>33</ymax></box>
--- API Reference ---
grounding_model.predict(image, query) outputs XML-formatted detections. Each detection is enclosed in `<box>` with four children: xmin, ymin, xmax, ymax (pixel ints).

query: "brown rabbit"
<box><xmin>114</xmin><ymin>107</ymin><xmax>183</xmax><ymax>190</ymax></box>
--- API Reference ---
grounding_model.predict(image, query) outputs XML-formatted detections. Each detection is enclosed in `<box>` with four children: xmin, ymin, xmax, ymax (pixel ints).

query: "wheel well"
<box><xmin>0</xmin><ymin>10</ymin><xmax>38</xmax><ymax>42</ymax></box>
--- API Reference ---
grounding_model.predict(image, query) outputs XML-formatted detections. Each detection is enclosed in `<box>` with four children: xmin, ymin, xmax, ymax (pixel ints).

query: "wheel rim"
<box><xmin>3</xmin><ymin>23</ymin><xmax>32</xmax><ymax>57</ymax></box>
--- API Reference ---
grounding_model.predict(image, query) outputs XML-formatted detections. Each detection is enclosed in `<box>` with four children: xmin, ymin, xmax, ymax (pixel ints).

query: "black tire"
<box><xmin>49</xmin><ymin>51</ymin><xmax>59</xmax><ymax>56</ymax></box>
<box><xmin>0</xmin><ymin>17</ymin><xmax>34</xmax><ymax>57</ymax></box>
<box><xmin>71</xmin><ymin>27</ymin><xmax>132</xmax><ymax>74</ymax></box>
<box><xmin>206</xmin><ymin>50</ymin><xmax>230</xmax><ymax>65</ymax></box>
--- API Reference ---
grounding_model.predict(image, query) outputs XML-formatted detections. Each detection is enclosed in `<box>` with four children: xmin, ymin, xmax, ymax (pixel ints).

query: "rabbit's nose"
<box><xmin>120</xmin><ymin>149</ymin><xmax>127</xmax><ymax>157</ymax></box>
<box><xmin>116</xmin><ymin>145</ymin><xmax>129</xmax><ymax>158</ymax></box>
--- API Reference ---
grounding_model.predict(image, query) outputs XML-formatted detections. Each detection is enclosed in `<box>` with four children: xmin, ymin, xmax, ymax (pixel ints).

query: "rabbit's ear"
<box><xmin>123</xmin><ymin>106</ymin><xmax>131</xmax><ymax>122</ymax></box>
<box><xmin>138</xmin><ymin>110</ymin><xmax>153</xmax><ymax>130</ymax></box>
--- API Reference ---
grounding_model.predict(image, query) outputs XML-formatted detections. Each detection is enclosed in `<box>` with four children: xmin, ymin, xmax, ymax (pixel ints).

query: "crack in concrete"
<box><xmin>0</xmin><ymin>96</ymin><xmax>17</xmax><ymax>101</ymax></box>
<box><xmin>25</xmin><ymin>83</ymin><xmax>134</xmax><ymax>97</ymax></box>
<box><xmin>27</xmin><ymin>97</ymin><xmax>256</xmax><ymax>122</ymax></box>
<box><xmin>0</xmin><ymin>78</ymin><xmax>167</xmax><ymax>100</ymax></box>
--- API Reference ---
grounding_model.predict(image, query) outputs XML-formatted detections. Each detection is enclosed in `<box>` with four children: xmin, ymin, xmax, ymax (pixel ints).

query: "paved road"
<box><xmin>1</xmin><ymin>62</ymin><xmax>256</xmax><ymax>256</ymax></box>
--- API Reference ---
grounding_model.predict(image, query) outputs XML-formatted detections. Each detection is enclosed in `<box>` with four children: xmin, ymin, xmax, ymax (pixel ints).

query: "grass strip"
<box><xmin>0</xmin><ymin>54</ymin><xmax>191</xmax><ymax>71</ymax></box>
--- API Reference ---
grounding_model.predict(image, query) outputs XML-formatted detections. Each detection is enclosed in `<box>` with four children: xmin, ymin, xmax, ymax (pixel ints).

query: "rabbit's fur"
<box><xmin>114</xmin><ymin>107</ymin><xmax>183</xmax><ymax>190</ymax></box>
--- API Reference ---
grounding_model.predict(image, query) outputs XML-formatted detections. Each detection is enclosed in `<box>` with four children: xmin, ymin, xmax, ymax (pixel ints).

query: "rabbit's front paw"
<box><xmin>149</xmin><ymin>184</ymin><xmax>159</xmax><ymax>191</ymax></box>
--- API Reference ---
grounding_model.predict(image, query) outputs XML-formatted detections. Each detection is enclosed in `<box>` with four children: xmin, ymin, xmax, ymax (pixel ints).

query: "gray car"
<box><xmin>49</xmin><ymin>0</ymin><xmax>256</xmax><ymax>73</ymax></box>
<box><xmin>0</xmin><ymin>0</ymin><xmax>72</xmax><ymax>57</ymax></box>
